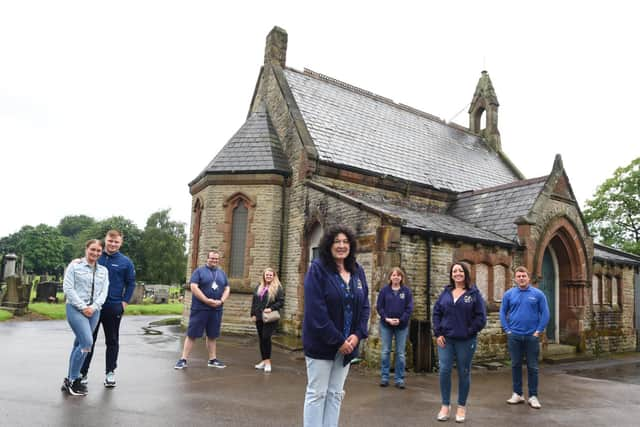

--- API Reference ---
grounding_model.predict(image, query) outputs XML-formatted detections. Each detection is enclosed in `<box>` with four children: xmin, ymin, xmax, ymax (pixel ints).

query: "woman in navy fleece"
<box><xmin>432</xmin><ymin>262</ymin><xmax>486</xmax><ymax>423</ymax></box>
<box><xmin>376</xmin><ymin>267</ymin><xmax>413</xmax><ymax>388</ymax></box>
<box><xmin>302</xmin><ymin>225</ymin><xmax>370</xmax><ymax>427</ymax></box>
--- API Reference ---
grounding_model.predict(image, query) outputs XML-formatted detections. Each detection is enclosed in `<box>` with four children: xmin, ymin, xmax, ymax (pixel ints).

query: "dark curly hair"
<box><xmin>318</xmin><ymin>225</ymin><xmax>358</xmax><ymax>274</ymax></box>
<box><xmin>448</xmin><ymin>262</ymin><xmax>471</xmax><ymax>289</ymax></box>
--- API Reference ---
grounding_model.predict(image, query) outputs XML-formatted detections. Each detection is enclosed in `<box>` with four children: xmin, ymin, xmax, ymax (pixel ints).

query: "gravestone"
<box><xmin>1</xmin><ymin>276</ymin><xmax>31</xmax><ymax>315</ymax></box>
<box><xmin>34</xmin><ymin>281</ymin><xmax>60</xmax><ymax>303</ymax></box>
<box><xmin>3</xmin><ymin>253</ymin><xmax>17</xmax><ymax>280</ymax></box>
<box><xmin>129</xmin><ymin>284</ymin><xmax>145</xmax><ymax>305</ymax></box>
<box><xmin>1</xmin><ymin>254</ymin><xmax>31</xmax><ymax>315</ymax></box>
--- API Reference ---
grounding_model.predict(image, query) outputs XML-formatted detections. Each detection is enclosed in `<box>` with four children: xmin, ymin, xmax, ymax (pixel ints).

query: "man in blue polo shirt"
<box><xmin>174</xmin><ymin>250</ymin><xmax>230</xmax><ymax>369</ymax></box>
<box><xmin>500</xmin><ymin>266</ymin><xmax>550</xmax><ymax>409</ymax></box>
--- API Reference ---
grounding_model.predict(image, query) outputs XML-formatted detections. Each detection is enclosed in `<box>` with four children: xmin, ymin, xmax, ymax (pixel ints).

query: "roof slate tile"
<box><xmin>283</xmin><ymin>69</ymin><xmax>520</xmax><ymax>193</ymax></box>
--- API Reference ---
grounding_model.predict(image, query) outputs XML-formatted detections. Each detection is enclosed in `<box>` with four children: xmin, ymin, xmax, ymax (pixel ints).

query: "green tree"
<box><xmin>0</xmin><ymin>224</ymin><xmax>68</xmax><ymax>275</ymax></box>
<box><xmin>57</xmin><ymin>215</ymin><xmax>96</xmax><ymax>260</ymax></box>
<box><xmin>77</xmin><ymin>216</ymin><xmax>144</xmax><ymax>271</ymax></box>
<box><xmin>584</xmin><ymin>157</ymin><xmax>640</xmax><ymax>255</ymax></box>
<box><xmin>139</xmin><ymin>209</ymin><xmax>187</xmax><ymax>284</ymax></box>
<box><xmin>58</xmin><ymin>215</ymin><xmax>96</xmax><ymax>238</ymax></box>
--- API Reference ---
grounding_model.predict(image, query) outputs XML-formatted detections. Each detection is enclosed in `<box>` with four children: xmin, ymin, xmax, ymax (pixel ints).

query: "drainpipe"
<box><xmin>426</xmin><ymin>236</ymin><xmax>434</xmax><ymax>371</ymax></box>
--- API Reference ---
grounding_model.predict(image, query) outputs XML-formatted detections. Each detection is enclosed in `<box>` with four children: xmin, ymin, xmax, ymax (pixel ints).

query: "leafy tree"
<box><xmin>584</xmin><ymin>157</ymin><xmax>640</xmax><ymax>255</ymax></box>
<box><xmin>58</xmin><ymin>215</ymin><xmax>96</xmax><ymax>238</ymax></box>
<box><xmin>0</xmin><ymin>224</ymin><xmax>67</xmax><ymax>275</ymax></box>
<box><xmin>139</xmin><ymin>209</ymin><xmax>187</xmax><ymax>284</ymax></box>
<box><xmin>77</xmin><ymin>216</ymin><xmax>144</xmax><ymax>270</ymax></box>
<box><xmin>57</xmin><ymin>215</ymin><xmax>96</xmax><ymax>260</ymax></box>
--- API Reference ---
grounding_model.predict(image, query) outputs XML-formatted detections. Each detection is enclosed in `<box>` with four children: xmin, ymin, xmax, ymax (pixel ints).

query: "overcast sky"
<box><xmin>1</xmin><ymin>1</ymin><xmax>638</xmax><ymax>239</ymax></box>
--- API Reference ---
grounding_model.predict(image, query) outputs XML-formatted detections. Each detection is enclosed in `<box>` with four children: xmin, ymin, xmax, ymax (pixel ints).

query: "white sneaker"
<box><xmin>255</xmin><ymin>361</ymin><xmax>265</xmax><ymax>370</ymax></box>
<box><xmin>528</xmin><ymin>396</ymin><xmax>541</xmax><ymax>409</ymax></box>
<box><xmin>506</xmin><ymin>393</ymin><xmax>525</xmax><ymax>404</ymax></box>
<box><xmin>264</xmin><ymin>364</ymin><xmax>272</xmax><ymax>373</ymax></box>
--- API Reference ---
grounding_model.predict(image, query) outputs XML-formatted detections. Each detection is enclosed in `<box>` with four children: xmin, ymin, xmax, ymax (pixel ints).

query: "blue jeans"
<box><xmin>66</xmin><ymin>304</ymin><xmax>100</xmax><ymax>381</ymax></box>
<box><xmin>304</xmin><ymin>353</ymin><xmax>350</xmax><ymax>427</ymax></box>
<box><xmin>437</xmin><ymin>336</ymin><xmax>477</xmax><ymax>406</ymax></box>
<box><xmin>82</xmin><ymin>302</ymin><xmax>124</xmax><ymax>375</ymax></box>
<box><xmin>379</xmin><ymin>323</ymin><xmax>409</xmax><ymax>385</ymax></box>
<box><xmin>507</xmin><ymin>334</ymin><xmax>540</xmax><ymax>397</ymax></box>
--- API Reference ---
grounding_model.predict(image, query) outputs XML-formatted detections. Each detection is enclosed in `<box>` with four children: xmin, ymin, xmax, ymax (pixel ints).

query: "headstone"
<box><xmin>1</xmin><ymin>275</ymin><xmax>31</xmax><ymax>315</ymax></box>
<box><xmin>34</xmin><ymin>281</ymin><xmax>60</xmax><ymax>303</ymax></box>
<box><xmin>129</xmin><ymin>284</ymin><xmax>145</xmax><ymax>305</ymax></box>
<box><xmin>3</xmin><ymin>253</ymin><xmax>17</xmax><ymax>280</ymax></box>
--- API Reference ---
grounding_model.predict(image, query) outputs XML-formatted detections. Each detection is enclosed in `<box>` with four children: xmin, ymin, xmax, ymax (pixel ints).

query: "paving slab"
<box><xmin>1</xmin><ymin>316</ymin><xmax>640</xmax><ymax>426</ymax></box>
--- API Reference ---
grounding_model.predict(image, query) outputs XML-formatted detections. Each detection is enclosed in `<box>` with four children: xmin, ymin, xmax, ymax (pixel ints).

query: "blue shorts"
<box><xmin>187</xmin><ymin>309</ymin><xmax>223</xmax><ymax>339</ymax></box>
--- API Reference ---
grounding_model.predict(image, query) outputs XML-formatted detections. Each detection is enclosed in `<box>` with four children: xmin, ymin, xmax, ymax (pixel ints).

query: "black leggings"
<box><xmin>256</xmin><ymin>320</ymin><xmax>277</xmax><ymax>360</ymax></box>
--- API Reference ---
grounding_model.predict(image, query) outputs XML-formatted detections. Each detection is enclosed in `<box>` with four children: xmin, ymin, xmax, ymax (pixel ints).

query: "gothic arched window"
<box><xmin>229</xmin><ymin>201</ymin><xmax>248</xmax><ymax>278</ymax></box>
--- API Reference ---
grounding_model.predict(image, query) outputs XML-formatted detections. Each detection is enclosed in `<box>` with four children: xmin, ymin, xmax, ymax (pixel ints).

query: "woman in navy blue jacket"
<box><xmin>302</xmin><ymin>225</ymin><xmax>370</xmax><ymax>427</ymax></box>
<box><xmin>376</xmin><ymin>267</ymin><xmax>413</xmax><ymax>388</ymax></box>
<box><xmin>432</xmin><ymin>262</ymin><xmax>486</xmax><ymax>423</ymax></box>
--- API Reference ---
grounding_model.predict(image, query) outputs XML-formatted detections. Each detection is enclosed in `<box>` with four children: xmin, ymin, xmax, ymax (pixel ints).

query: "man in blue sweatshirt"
<box><xmin>500</xmin><ymin>266</ymin><xmax>549</xmax><ymax>409</ymax></box>
<box><xmin>80</xmin><ymin>229</ymin><xmax>136</xmax><ymax>388</ymax></box>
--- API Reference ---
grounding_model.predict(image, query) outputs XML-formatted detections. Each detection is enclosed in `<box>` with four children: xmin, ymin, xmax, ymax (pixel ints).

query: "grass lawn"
<box><xmin>29</xmin><ymin>303</ymin><xmax>183</xmax><ymax>320</ymax></box>
<box><xmin>0</xmin><ymin>309</ymin><xmax>13</xmax><ymax>321</ymax></box>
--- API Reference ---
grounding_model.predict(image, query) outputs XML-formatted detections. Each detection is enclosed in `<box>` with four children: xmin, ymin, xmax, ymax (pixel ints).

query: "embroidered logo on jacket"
<box><xmin>463</xmin><ymin>295</ymin><xmax>473</xmax><ymax>304</ymax></box>
<box><xmin>400</xmin><ymin>293</ymin><xmax>405</xmax><ymax>299</ymax></box>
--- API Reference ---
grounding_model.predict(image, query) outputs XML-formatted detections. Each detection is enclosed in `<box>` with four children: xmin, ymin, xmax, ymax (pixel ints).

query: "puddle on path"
<box><xmin>566</xmin><ymin>362</ymin><xmax>640</xmax><ymax>385</ymax></box>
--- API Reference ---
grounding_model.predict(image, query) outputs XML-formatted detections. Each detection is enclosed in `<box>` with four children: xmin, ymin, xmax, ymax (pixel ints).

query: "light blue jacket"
<box><xmin>63</xmin><ymin>259</ymin><xmax>109</xmax><ymax>312</ymax></box>
<box><xmin>499</xmin><ymin>285</ymin><xmax>550</xmax><ymax>335</ymax></box>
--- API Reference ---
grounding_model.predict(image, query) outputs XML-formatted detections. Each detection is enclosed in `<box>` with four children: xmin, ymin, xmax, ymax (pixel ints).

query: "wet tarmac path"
<box><xmin>1</xmin><ymin>316</ymin><xmax>639</xmax><ymax>426</ymax></box>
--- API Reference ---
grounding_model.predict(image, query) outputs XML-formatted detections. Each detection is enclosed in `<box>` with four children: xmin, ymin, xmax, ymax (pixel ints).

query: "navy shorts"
<box><xmin>187</xmin><ymin>309</ymin><xmax>223</xmax><ymax>339</ymax></box>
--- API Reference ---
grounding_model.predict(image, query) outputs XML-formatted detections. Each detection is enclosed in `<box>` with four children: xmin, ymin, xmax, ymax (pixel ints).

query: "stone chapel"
<box><xmin>184</xmin><ymin>27</ymin><xmax>639</xmax><ymax>368</ymax></box>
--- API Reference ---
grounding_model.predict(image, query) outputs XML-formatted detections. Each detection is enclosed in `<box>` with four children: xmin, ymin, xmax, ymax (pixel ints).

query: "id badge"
<box><xmin>212</xmin><ymin>282</ymin><xmax>219</xmax><ymax>291</ymax></box>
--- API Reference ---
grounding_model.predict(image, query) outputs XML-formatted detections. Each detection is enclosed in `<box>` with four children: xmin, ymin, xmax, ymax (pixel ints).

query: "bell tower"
<box><xmin>468</xmin><ymin>70</ymin><xmax>501</xmax><ymax>151</ymax></box>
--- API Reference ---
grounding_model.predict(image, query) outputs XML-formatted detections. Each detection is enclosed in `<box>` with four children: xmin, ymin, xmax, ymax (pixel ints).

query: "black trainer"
<box><xmin>67</xmin><ymin>378</ymin><xmax>88</xmax><ymax>396</ymax></box>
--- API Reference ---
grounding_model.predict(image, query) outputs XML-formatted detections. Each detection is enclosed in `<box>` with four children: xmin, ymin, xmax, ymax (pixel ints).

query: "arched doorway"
<box><xmin>540</xmin><ymin>247</ymin><xmax>559</xmax><ymax>342</ymax></box>
<box><xmin>535</xmin><ymin>217</ymin><xmax>588</xmax><ymax>346</ymax></box>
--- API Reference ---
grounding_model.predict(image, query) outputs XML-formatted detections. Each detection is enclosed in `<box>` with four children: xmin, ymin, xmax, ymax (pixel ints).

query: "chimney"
<box><xmin>264</xmin><ymin>26</ymin><xmax>288</xmax><ymax>68</ymax></box>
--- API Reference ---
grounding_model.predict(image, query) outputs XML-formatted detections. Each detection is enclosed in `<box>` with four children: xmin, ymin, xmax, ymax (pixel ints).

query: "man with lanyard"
<box><xmin>175</xmin><ymin>250</ymin><xmax>230</xmax><ymax>369</ymax></box>
<box><xmin>80</xmin><ymin>229</ymin><xmax>136</xmax><ymax>388</ymax></box>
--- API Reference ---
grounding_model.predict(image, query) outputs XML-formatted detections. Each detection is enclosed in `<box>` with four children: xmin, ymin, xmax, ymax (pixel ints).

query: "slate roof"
<box><xmin>308</xmin><ymin>182</ymin><xmax>513</xmax><ymax>246</ymax></box>
<box><xmin>283</xmin><ymin>68</ymin><xmax>521</xmax><ymax>193</ymax></box>
<box><xmin>191</xmin><ymin>108</ymin><xmax>290</xmax><ymax>184</ymax></box>
<box><xmin>594</xmin><ymin>243</ymin><xmax>640</xmax><ymax>266</ymax></box>
<box><xmin>448</xmin><ymin>177</ymin><xmax>548</xmax><ymax>241</ymax></box>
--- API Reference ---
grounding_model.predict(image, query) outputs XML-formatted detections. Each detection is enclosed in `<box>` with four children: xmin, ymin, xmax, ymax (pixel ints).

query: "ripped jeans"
<box><xmin>66</xmin><ymin>304</ymin><xmax>100</xmax><ymax>381</ymax></box>
<box><xmin>303</xmin><ymin>353</ymin><xmax>350</xmax><ymax>427</ymax></box>
<box><xmin>437</xmin><ymin>336</ymin><xmax>477</xmax><ymax>406</ymax></box>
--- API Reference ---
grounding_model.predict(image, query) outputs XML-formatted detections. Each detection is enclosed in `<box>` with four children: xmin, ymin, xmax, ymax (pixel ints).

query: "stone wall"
<box><xmin>585</xmin><ymin>263</ymin><xmax>637</xmax><ymax>354</ymax></box>
<box><xmin>188</xmin><ymin>181</ymin><xmax>283</xmax><ymax>289</ymax></box>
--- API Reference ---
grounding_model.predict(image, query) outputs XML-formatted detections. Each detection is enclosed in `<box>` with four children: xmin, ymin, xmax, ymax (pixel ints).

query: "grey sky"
<box><xmin>1</xmin><ymin>1</ymin><xmax>638</xmax><ymax>238</ymax></box>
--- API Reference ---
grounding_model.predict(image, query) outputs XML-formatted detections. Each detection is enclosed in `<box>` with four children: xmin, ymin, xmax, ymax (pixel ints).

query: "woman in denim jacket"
<box><xmin>61</xmin><ymin>239</ymin><xmax>109</xmax><ymax>396</ymax></box>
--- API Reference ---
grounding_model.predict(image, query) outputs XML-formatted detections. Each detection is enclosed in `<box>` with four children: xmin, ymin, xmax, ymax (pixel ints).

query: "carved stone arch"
<box><xmin>470</xmin><ymin>98</ymin><xmax>487</xmax><ymax>134</ymax></box>
<box><xmin>533</xmin><ymin>215</ymin><xmax>588</xmax><ymax>281</ymax></box>
<box><xmin>533</xmin><ymin>214</ymin><xmax>589</xmax><ymax>345</ymax></box>
<box><xmin>223</xmin><ymin>192</ymin><xmax>257</xmax><ymax>209</ymax></box>
<box><xmin>190</xmin><ymin>196</ymin><xmax>205</xmax><ymax>270</ymax></box>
